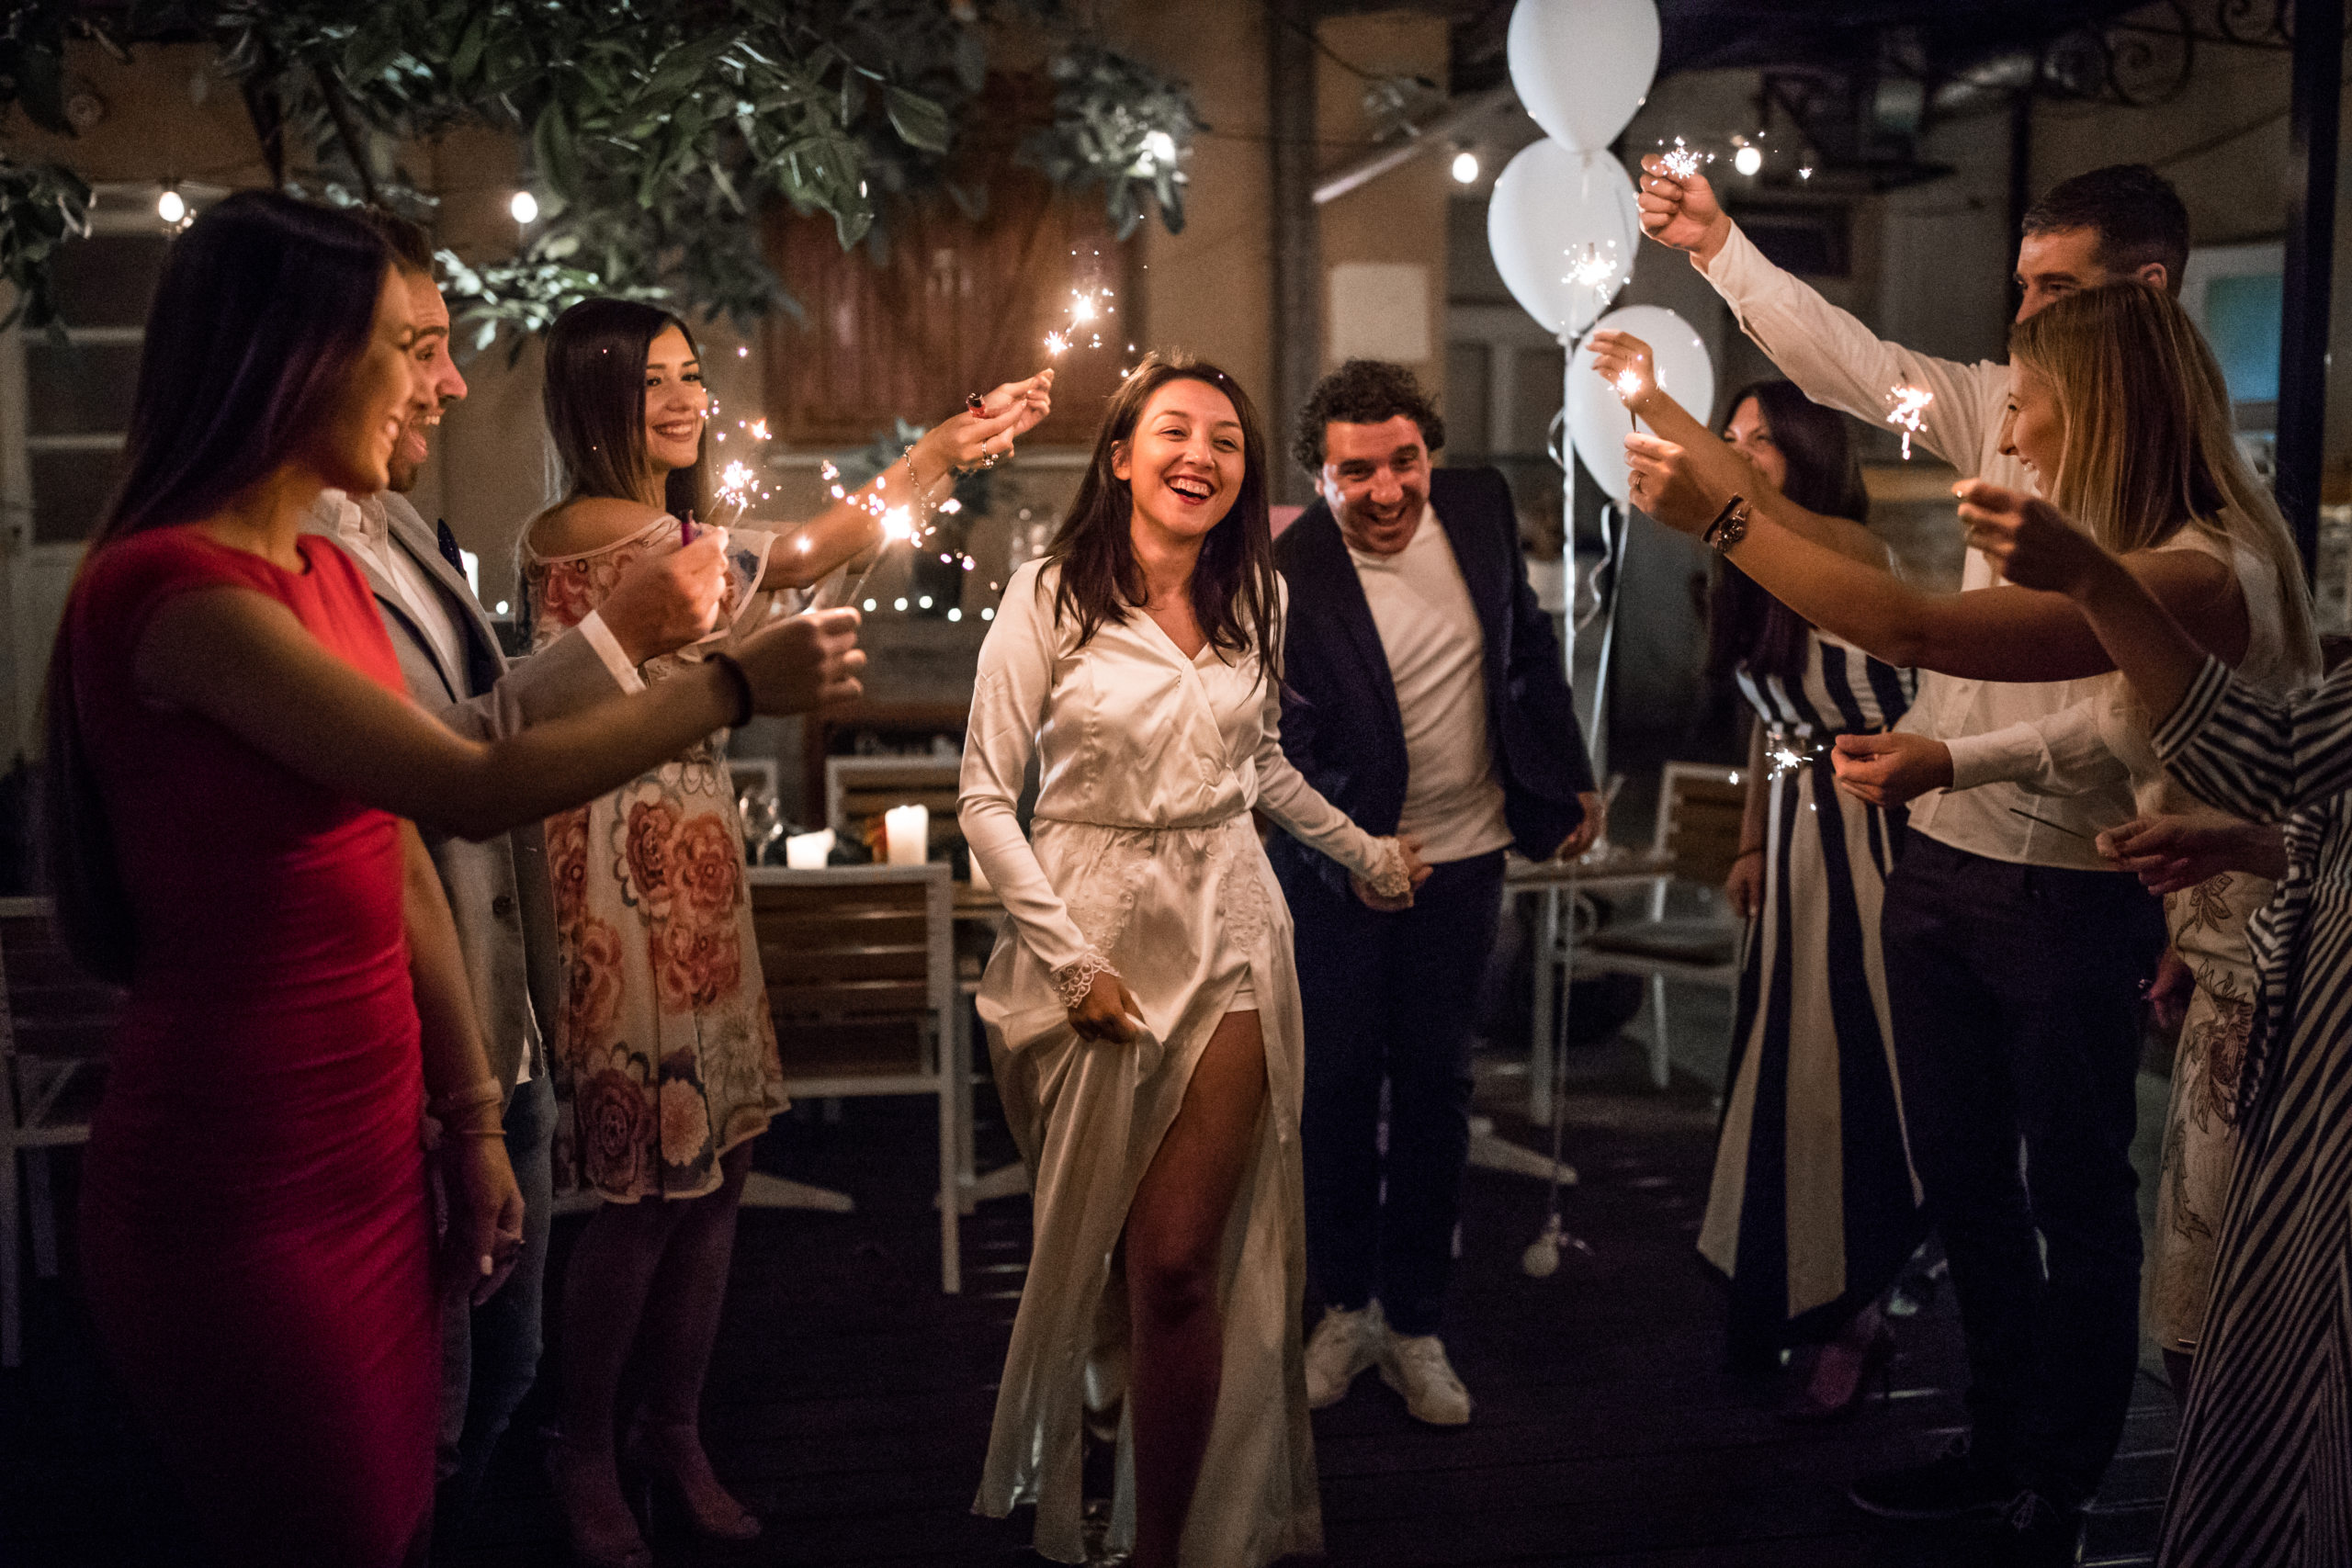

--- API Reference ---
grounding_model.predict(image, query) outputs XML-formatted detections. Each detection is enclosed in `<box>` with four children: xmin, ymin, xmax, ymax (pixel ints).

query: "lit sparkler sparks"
<box><xmin>1044</xmin><ymin>287</ymin><xmax>1114</xmax><ymax>356</ymax></box>
<box><xmin>1886</xmin><ymin>384</ymin><xmax>1934</xmax><ymax>461</ymax></box>
<box><xmin>1657</xmin><ymin>137</ymin><xmax>1712</xmax><ymax>183</ymax></box>
<box><xmin>1566</xmin><ymin>241</ymin><xmax>1620</xmax><ymax>293</ymax></box>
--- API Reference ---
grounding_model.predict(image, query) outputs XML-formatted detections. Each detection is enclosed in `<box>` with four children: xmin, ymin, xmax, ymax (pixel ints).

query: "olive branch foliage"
<box><xmin>1</xmin><ymin>0</ymin><xmax>1201</xmax><ymax>355</ymax></box>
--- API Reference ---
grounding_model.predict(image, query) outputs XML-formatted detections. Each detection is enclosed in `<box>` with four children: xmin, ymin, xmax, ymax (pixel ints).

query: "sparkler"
<box><xmin>1043</xmin><ymin>286</ymin><xmax>1115</xmax><ymax>356</ymax></box>
<box><xmin>1885</xmin><ymin>384</ymin><xmax>1934</xmax><ymax>461</ymax></box>
<box><xmin>1657</xmin><ymin>137</ymin><xmax>1712</xmax><ymax>183</ymax></box>
<box><xmin>1613</xmin><ymin>367</ymin><xmax>1644</xmax><ymax>431</ymax></box>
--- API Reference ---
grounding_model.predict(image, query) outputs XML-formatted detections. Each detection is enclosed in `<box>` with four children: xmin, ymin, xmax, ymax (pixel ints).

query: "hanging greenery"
<box><xmin>1</xmin><ymin>1</ymin><xmax>1202</xmax><ymax>345</ymax></box>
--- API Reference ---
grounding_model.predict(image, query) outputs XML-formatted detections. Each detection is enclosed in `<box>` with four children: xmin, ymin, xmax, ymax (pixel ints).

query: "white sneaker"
<box><xmin>1380</xmin><ymin>1331</ymin><xmax>1473</xmax><ymax>1426</ymax></box>
<box><xmin>1304</xmin><ymin>1303</ymin><xmax>1385</xmax><ymax>1409</ymax></box>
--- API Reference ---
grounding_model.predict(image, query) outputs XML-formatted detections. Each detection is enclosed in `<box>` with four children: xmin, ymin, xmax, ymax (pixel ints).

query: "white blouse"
<box><xmin>961</xmin><ymin>559</ymin><xmax>1405</xmax><ymax>1000</ymax></box>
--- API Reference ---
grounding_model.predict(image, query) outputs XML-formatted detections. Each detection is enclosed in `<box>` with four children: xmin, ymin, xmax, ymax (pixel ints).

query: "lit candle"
<box><xmin>784</xmin><ymin>829</ymin><xmax>835</xmax><ymax>870</ymax></box>
<box><xmin>883</xmin><ymin>805</ymin><xmax>929</xmax><ymax>866</ymax></box>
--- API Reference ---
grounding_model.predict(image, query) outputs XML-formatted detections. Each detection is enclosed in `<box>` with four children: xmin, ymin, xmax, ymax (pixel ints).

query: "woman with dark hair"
<box><xmin>961</xmin><ymin>352</ymin><xmax>1425</xmax><ymax>1568</ymax></box>
<box><xmin>1589</xmin><ymin>342</ymin><xmax>1926</xmax><ymax>1418</ymax></box>
<box><xmin>524</xmin><ymin>297</ymin><xmax>1048</xmax><ymax>1565</ymax></box>
<box><xmin>44</xmin><ymin>194</ymin><xmax>863</xmax><ymax>1568</ymax></box>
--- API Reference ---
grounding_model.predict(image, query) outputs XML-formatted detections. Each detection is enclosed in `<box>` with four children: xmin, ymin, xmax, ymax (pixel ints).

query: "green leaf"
<box><xmin>882</xmin><ymin>85</ymin><xmax>949</xmax><ymax>153</ymax></box>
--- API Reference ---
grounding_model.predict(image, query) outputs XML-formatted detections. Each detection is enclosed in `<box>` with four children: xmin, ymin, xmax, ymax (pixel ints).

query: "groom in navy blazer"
<box><xmin>1269</xmin><ymin>361</ymin><xmax>1600</xmax><ymax>1426</ymax></box>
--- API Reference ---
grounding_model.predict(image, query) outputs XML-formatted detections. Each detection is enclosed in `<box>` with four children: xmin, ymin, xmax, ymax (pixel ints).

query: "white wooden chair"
<box><xmin>1575</xmin><ymin>762</ymin><xmax>1749</xmax><ymax>1088</ymax></box>
<box><xmin>823</xmin><ymin>756</ymin><xmax>962</xmax><ymax>852</ymax></box>
<box><xmin>0</xmin><ymin>897</ymin><xmax>121</xmax><ymax>1366</ymax></box>
<box><xmin>742</xmin><ymin>864</ymin><xmax>966</xmax><ymax>1292</ymax></box>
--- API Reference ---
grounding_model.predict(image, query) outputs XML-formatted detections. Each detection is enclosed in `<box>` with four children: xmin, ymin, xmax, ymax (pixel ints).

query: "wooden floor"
<box><xmin>1</xmin><ymin>1040</ymin><xmax>2176</xmax><ymax>1567</ymax></box>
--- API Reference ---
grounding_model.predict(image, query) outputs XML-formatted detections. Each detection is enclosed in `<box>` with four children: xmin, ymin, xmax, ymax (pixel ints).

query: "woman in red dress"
<box><xmin>42</xmin><ymin>193</ymin><xmax>868</xmax><ymax>1568</ymax></box>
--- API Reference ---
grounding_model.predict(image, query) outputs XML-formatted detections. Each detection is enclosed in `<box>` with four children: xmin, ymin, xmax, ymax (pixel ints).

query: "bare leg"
<box><xmin>629</xmin><ymin>1142</ymin><xmax>759</xmax><ymax>1536</ymax></box>
<box><xmin>550</xmin><ymin>1191</ymin><xmax>688</xmax><ymax>1564</ymax></box>
<box><xmin>1124</xmin><ymin>1010</ymin><xmax>1269</xmax><ymax>1568</ymax></box>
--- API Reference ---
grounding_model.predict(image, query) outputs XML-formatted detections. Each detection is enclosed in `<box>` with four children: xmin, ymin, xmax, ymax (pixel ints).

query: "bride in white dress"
<box><xmin>962</xmin><ymin>354</ymin><xmax>1423</xmax><ymax>1567</ymax></box>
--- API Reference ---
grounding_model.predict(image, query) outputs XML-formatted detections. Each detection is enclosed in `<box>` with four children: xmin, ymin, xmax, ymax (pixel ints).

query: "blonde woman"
<box><xmin>1610</xmin><ymin>281</ymin><xmax>2314</xmax><ymax>1544</ymax></box>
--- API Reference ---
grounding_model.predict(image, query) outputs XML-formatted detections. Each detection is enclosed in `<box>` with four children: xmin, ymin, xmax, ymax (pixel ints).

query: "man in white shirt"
<box><xmin>326</xmin><ymin>210</ymin><xmax>729</xmax><ymax>1540</ymax></box>
<box><xmin>1636</xmin><ymin>164</ymin><xmax>2188</xmax><ymax>1563</ymax></box>
<box><xmin>1271</xmin><ymin>362</ymin><xmax>1601</xmax><ymax>1427</ymax></box>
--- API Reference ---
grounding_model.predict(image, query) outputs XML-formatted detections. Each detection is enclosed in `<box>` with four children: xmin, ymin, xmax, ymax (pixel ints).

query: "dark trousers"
<box><xmin>1881</xmin><ymin>835</ymin><xmax>2163</xmax><ymax>1506</ymax></box>
<box><xmin>436</xmin><ymin>1069</ymin><xmax>557</xmax><ymax>1523</ymax></box>
<box><xmin>1291</xmin><ymin>849</ymin><xmax>1506</xmax><ymax>1338</ymax></box>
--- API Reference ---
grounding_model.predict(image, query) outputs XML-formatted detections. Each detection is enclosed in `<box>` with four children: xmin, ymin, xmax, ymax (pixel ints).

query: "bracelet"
<box><xmin>1703</xmin><ymin>495</ymin><xmax>1752</xmax><ymax>552</ymax></box>
<box><xmin>427</xmin><ymin>1079</ymin><xmax>501</xmax><ymax>1119</ymax></box>
<box><xmin>1734</xmin><ymin>845</ymin><xmax>1764</xmax><ymax>863</ymax></box>
<box><xmin>707</xmin><ymin>651</ymin><xmax>755</xmax><ymax>728</ymax></box>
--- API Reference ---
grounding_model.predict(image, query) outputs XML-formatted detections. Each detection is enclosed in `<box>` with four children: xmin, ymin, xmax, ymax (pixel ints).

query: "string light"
<box><xmin>1451</xmin><ymin>150</ymin><xmax>1480</xmax><ymax>184</ymax></box>
<box><xmin>155</xmin><ymin>187</ymin><xmax>186</xmax><ymax>224</ymax></box>
<box><xmin>509</xmin><ymin>190</ymin><xmax>539</xmax><ymax>224</ymax></box>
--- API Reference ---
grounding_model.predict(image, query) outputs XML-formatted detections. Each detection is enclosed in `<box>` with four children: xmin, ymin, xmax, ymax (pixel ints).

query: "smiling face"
<box><xmin>1997</xmin><ymin>361</ymin><xmax>2066</xmax><ymax>488</ymax></box>
<box><xmin>1319</xmin><ymin>415</ymin><xmax>1430</xmax><ymax>556</ymax></box>
<box><xmin>641</xmin><ymin>323</ymin><xmax>707</xmax><ymax>478</ymax></box>
<box><xmin>306</xmin><ymin>265</ymin><xmax>429</xmax><ymax>496</ymax></box>
<box><xmin>1112</xmin><ymin>378</ymin><xmax>1246</xmax><ymax>547</ymax></box>
<box><xmin>386</xmin><ymin>268</ymin><xmax>467</xmax><ymax>493</ymax></box>
<box><xmin>1723</xmin><ymin>396</ymin><xmax>1787</xmax><ymax>493</ymax></box>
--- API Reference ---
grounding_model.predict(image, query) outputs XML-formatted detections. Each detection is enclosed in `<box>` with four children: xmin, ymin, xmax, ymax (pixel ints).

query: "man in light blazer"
<box><xmin>310</xmin><ymin>211</ymin><xmax>729</xmax><ymax>1536</ymax></box>
<box><xmin>1271</xmin><ymin>361</ymin><xmax>1601</xmax><ymax>1427</ymax></box>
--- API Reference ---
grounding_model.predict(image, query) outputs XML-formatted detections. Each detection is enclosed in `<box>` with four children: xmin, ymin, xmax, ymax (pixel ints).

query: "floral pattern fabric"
<box><xmin>2149</xmin><ymin>864</ymin><xmax>2269</xmax><ymax>1354</ymax></box>
<box><xmin>526</xmin><ymin>514</ymin><xmax>787</xmax><ymax>1201</ymax></box>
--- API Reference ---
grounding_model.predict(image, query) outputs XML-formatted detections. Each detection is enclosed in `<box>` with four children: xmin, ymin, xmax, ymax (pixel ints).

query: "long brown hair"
<box><xmin>540</xmin><ymin>297</ymin><xmax>713</xmax><ymax>525</ymax></box>
<box><xmin>2009</xmin><ymin>283</ymin><xmax>2317</xmax><ymax>675</ymax></box>
<box><xmin>1047</xmin><ymin>351</ymin><xmax>1283</xmax><ymax>685</ymax></box>
<box><xmin>42</xmin><ymin>193</ymin><xmax>395</xmax><ymax>983</ymax></box>
<box><xmin>1705</xmin><ymin>379</ymin><xmax>1871</xmax><ymax>682</ymax></box>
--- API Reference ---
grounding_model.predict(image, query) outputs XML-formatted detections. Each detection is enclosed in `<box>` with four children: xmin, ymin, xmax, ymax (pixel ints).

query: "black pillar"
<box><xmin>2279</xmin><ymin>0</ymin><xmax>2341</xmax><ymax>580</ymax></box>
<box><xmin>2006</xmin><ymin>88</ymin><xmax>2034</xmax><ymax>321</ymax></box>
<box><xmin>1269</xmin><ymin>0</ymin><xmax>1322</xmax><ymax>507</ymax></box>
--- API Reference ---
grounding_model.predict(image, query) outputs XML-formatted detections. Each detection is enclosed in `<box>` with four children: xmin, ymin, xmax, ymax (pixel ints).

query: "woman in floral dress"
<box><xmin>526</xmin><ymin>297</ymin><xmax>1050</xmax><ymax>1568</ymax></box>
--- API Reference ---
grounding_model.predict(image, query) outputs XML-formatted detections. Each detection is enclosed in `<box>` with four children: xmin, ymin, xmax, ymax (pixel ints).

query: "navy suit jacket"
<box><xmin>1268</xmin><ymin>466</ymin><xmax>1596</xmax><ymax>900</ymax></box>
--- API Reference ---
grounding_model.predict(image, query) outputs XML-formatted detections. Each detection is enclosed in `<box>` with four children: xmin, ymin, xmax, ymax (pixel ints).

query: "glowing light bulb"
<box><xmin>156</xmin><ymin>188</ymin><xmax>186</xmax><ymax>224</ymax></box>
<box><xmin>509</xmin><ymin>190</ymin><xmax>539</xmax><ymax>224</ymax></box>
<box><xmin>981</xmin><ymin>607</ymin><xmax>995</xmax><ymax>621</ymax></box>
<box><xmin>1451</xmin><ymin>150</ymin><xmax>1480</xmax><ymax>185</ymax></box>
<box><xmin>1734</xmin><ymin>144</ymin><xmax>1763</xmax><ymax>177</ymax></box>
<box><xmin>947</xmin><ymin>607</ymin><xmax>962</xmax><ymax>622</ymax></box>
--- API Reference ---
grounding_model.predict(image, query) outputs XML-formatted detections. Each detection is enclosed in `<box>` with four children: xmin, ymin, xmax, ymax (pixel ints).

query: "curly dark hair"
<box><xmin>1293</xmin><ymin>358</ymin><xmax>1445</xmax><ymax>475</ymax></box>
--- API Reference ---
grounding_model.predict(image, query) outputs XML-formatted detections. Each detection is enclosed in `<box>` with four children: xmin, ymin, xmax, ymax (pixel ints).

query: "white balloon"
<box><xmin>1508</xmin><ymin>0</ymin><xmax>1662</xmax><ymax>153</ymax></box>
<box><xmin>1486</xmin><ymin>141</ymin><xmax>1642</xmax><ymax>342</ymax></box>
<box><xmin>1566</xmin><ymin>304</ymin><xmax>1715</xmax><ymax>506</ymax></box>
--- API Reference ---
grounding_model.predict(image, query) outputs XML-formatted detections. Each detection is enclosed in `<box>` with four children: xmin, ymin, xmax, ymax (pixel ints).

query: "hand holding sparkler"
<box><xmin>598</xmin><ymin>528</ymin><xmax>731</xmax><ymax>661</ymax></box>
<box><xmin>1635</xmin><ymin>149</ymin><xmax>1732</xmax><ymax>264</ymax></box>
<box><xmin>1585</xmin><ymin>329</ymin><xmax>1668</xmax><ymax>424</ymax></box>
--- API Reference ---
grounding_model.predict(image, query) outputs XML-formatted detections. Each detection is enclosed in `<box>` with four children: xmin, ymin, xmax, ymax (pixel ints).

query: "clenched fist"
<box><xmin>735</xmin><ymin>606</ymin><xmax>866</xmax><ymax>715</ymax></box>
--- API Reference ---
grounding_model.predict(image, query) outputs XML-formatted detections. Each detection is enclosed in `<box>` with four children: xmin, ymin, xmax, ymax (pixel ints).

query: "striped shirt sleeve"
<box><xmin>2155</xmin><ymin>653</ymin><xmax>2352</xmax><ymax>821</ymax></box>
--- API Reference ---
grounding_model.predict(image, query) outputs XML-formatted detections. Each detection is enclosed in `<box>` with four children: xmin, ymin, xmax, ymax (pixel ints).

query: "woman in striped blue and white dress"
<box><xmin>1974</xmin><ymin>486</ymin><xmax>2352</xmax><ymax>1568</ymax></box>
<box><xmin>1603</xmin><ymin>371</ymin><xmax>1926</xmax><ymax>1412</ymax></box>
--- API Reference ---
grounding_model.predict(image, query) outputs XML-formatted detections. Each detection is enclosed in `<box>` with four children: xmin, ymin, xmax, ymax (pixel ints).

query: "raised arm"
<box><xmin>1623</xmin><ymin>432</ymin><xmax>2247</xmax><ymax>682</ymax></box>
<box><xmin>1635</xmin><ymin>158</ymin><xmax>2002</xmax><ymax>472</ymax></box>
<box><xmin>135</xmin><ymin>592</ymin><xmax>866</xmax><ymax>843</ymax></box>
<box><xmin>1587</xmin><ymin>330</ymin><xmax>1887</xmax><ymax>570</ymax></box>
<box><xmin>1968</xmin><ymin>482</ymin><xmax>2352</xmax><ymax>820</ymax></box>
<box><xmin>762</xmin><ymin>371</ymin><xmax>1056</xmax><ymax>590</ymax></box>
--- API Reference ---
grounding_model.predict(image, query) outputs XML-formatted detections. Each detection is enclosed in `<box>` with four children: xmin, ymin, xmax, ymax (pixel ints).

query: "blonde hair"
<box><xmin>2010</xmin><ymin>283</ymin><xmax>2318</xmax><ymax>678</ymax></box>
